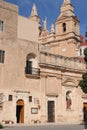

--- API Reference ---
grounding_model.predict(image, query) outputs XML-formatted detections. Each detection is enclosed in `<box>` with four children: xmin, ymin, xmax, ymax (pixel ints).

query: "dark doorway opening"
<box><xmin>16</xmin><ymin>100</ymin><xmax>24</xmax><ymax>123</ymax></box>
<box><xmin>83</xmin><ymin>103</ymin><xmax>87</xmax><ymax>129</ymax></box>
<box><xmin>48</xmin><ymin>101</ymin><xmax>55</xmax><ymax>122</ymax></box>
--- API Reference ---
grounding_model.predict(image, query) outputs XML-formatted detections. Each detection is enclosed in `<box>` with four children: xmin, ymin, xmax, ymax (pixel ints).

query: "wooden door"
<box><xmin>48</xmin><ymin>101</ymin><xmax>55</xmax><ymax>122</ymax></box>
<box><xmin>16</xmin><ymin>100</ymin><xmax>24</xmax><ymax>123</ymax></box>
<box><xmin>83</xmin><ymin>103</ymin><xmax>87</xmax><ymax>122</ymax></box>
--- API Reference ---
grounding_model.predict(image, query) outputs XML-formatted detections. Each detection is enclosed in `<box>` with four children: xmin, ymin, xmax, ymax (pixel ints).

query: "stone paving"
<box><xmin>2</xmin><ymin>123</ymin><xmax>84</xmax><ymax>130</ymax></box>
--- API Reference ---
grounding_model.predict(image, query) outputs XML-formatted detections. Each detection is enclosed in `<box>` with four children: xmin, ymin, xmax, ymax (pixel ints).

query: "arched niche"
<box><xmin>66</xmin><ymin>90</ymin><xmax>72</xmax><ymax>109</ymax></box>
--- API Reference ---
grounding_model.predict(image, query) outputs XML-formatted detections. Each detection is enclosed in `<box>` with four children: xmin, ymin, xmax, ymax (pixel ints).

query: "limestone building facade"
<box><xmin>0</xmin><ymin>0</ymin><xmax>87</xmax><ymax>124</ymax></box>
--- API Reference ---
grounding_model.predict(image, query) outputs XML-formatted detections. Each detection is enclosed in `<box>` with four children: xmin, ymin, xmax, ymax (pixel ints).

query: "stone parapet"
<box><xmin>39</xmin><ymin>52</ymin><xmax>86</xmax><ymax>72</ymax></box>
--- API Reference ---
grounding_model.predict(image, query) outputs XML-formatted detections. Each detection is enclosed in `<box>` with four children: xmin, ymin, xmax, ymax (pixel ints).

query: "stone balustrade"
<box><xmin>39</xmin><ymin>52</ymin><xmax>86</xmax><ymax>72</ymax></box>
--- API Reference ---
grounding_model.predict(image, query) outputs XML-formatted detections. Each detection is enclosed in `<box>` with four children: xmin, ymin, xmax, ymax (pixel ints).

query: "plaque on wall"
<box><xmin>31</xmin><ymin>108</ymin><xmax>38</xmax><ymax>114</ymax></box>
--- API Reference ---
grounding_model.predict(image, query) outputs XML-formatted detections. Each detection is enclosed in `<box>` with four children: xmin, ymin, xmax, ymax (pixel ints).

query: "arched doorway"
<box><xmin>83</xmin><ymin>103</ymin><xmax>87</xmax><ymax>122</ymax></box>
<box><xmin>16</xmin><ymin>99</ymin><xmax>24</xmax><ymax>123</ymax></box>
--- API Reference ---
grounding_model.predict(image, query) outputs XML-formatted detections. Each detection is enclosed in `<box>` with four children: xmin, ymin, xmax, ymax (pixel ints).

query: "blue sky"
<box><xmin>4</xmin><ymin>0</ymin><xmax>87</xmax><ymax>37</ymax></box>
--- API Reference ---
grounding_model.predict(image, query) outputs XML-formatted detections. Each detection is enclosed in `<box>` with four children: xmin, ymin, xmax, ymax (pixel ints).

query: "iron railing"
<box><xmin>25</xmin><ymin>67</ymin><xmax>40</xmax><ymax>76</ymax></box>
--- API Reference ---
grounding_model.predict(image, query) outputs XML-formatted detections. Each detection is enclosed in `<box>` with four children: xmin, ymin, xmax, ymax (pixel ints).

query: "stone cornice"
<box><xmin>39</xmin><ymin>63</ymin><xmax>85</xmax><ymax>73</ymax></box>
<box><xmin>40</xmin><ymin>71</ymin><xmax>62</xmax><ymax>79</ymax></box>
<box><xmin>39</xmin><ymin>32</ymin><xmax>80</xmax><ymax>45</ymax></box>
<box><xmin>56</xmin><ymin>15</ymin><xmax>79</xmax><ymax>23</ymax></box>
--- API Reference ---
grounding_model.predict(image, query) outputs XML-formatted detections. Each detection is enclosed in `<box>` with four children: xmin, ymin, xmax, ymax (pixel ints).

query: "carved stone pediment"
<box><xmin>62</xmin><ymin>76</ymin><xmax>78</xmax><ymax>87</ymax></box>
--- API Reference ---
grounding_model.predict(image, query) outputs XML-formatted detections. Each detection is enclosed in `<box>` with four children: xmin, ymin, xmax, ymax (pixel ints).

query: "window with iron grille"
<box><xmin>8</xmin><ymin>95</ymin><xmax>13</xmax><ymax>101</ymax></box>
<box><xmin>0</xmin><ymin>50</ymin><xmax>5</xmax><ymax>63</ymax></box>
<box><xmin>0</xmin><ymin>21</ymin><xmax>3</xmax><ymax>32</ymax></box>
<box><xmin>29</xmin><ymin>96</ymin><xmax>32</xmax><ymax>102</ymax></box>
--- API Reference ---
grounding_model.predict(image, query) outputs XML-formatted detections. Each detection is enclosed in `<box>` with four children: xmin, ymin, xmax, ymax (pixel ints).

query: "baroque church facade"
<box><xmin>0</xmin><ymin>0</ymin><xmax>87</xmax><ymax>124</ymax></box>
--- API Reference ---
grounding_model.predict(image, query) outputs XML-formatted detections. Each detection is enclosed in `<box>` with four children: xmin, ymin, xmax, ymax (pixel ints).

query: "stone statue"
<box><xmin>66</xmin><ymin>91</ymin><xmax>72</xmax><ymax>109</ymax></box>
<box><xmin>51</xmin><ymin>24</ymin><xmax>55</xmax><ymax>33</ymax></box>
<box><xmin>43</xmin><ymin>18</ymin><xmax>47</xmax><ymax>30</ymax></box>
<box><xmin>64</xmin><ymin>0</ymin><xmax>70</xmax><ymax>4</ymax></box>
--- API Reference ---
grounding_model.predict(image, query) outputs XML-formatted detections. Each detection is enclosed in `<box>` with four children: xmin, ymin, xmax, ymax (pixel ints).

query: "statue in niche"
<box><xmin>66</xmin><ymin>91</ymin><xmax>72</xmax><ymax>109</ymax></box>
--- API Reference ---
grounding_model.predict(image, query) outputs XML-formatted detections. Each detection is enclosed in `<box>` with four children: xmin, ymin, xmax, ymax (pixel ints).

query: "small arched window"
<box><xmin>26</xmin><ymin>53</ymin><xmax>36</xmax><ymax>68</ymax></box>
<box><xmin>25</xmin><ymin>53</ymin><xmax>40</xmax><ymax>76</ymax></box>
<box><xmin>26</xmin><ymin>53</ymin><xmax>36</xmax><ymax>74</ymax></box>
<box><xmin>62</xmin><ymin>23</ymin><xmax>66</xmax><ymax>32</ymax></box>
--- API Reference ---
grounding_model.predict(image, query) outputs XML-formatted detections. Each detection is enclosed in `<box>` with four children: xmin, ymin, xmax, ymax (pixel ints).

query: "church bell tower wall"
<box><xmin>0</xmin><ymin>0</ymin><xmax>18</xmax><ymax>39</ymax></box>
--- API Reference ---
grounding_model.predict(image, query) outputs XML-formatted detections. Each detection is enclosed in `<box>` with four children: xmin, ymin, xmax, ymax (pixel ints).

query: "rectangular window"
<box><xmin>8</xmin><ymin>95</ymin><xmax>13</xmax><ymax>101</ymax></box>
<box><xmin>0</xmin><ymin>21</ymin><xmax>3</xmax><ymax>32</ymax></box>
<box><xmin>0</xmin><ymin>50</ymin><xmax>5</xmax><ymax>63</ymax></box>
<box><xmin>29</xmin><ymin>96</ymin><xmax>32</xmax><ymax>102</ymax></box>
<box><xmin>0</xmin><ymin>105</ymin><xmax>3</xmax><ymax>110</ymax></box>
<box><xmin>80</xmin><ymin>48</ymin><xmax>82</xmax><ymax>55</ymax></box>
